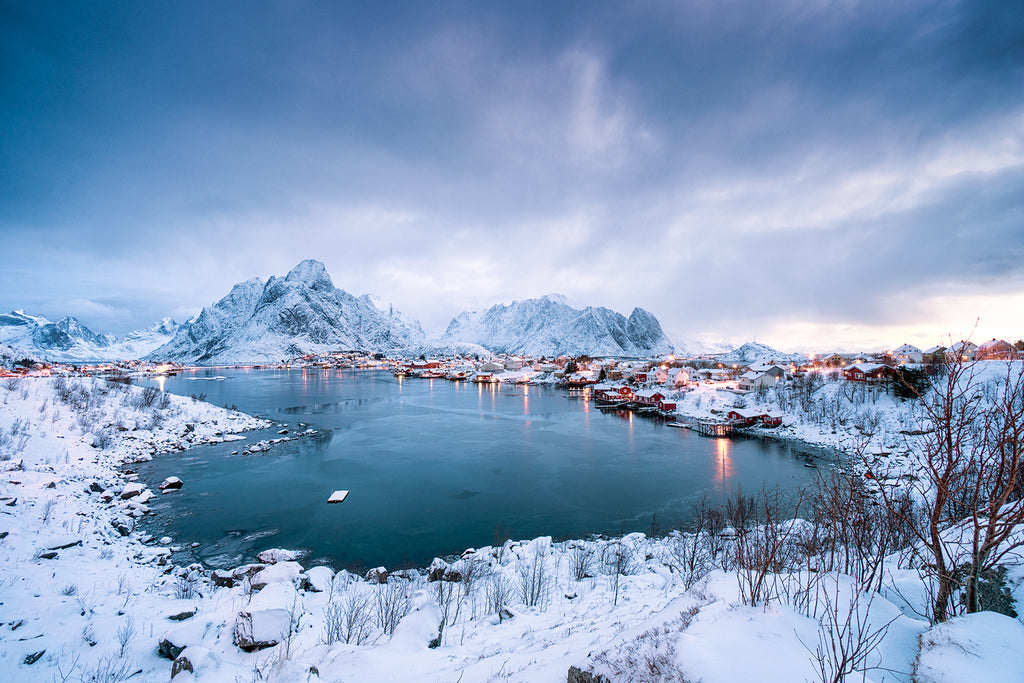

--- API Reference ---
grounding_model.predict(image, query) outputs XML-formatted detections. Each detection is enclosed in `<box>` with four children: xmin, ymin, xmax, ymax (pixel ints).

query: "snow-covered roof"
<box><xmin>893</xmin><ymin>344</ymin><xmax>921</xmax><ymax>354</ymax></box>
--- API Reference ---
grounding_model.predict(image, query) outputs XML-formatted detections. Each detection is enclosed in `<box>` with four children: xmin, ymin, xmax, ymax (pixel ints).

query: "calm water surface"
<box><xmin>136</xmin><ymin>368</ymin><xmax>831</xmax><ymax>570</ymax></box>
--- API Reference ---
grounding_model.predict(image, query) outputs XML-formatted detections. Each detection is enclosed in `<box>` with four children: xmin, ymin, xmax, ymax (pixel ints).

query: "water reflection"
<box><xmin>714</xmin><ymin>438</ymin><xmax>734</xmax><ymax>490</ymax></box>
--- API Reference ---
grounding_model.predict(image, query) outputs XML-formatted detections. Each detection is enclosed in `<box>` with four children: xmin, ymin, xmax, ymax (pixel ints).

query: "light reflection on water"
<box><xmin>135</xmin><ymin>369</ymin><xmax>832</xmax><ymax>571</ymax></box>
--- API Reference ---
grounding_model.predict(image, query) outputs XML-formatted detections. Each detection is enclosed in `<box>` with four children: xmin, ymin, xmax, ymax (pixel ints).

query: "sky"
<box><xmin>2</xmin><ymin>1</ymin><xmax>1023</xmax><ymax>352</ymax></box>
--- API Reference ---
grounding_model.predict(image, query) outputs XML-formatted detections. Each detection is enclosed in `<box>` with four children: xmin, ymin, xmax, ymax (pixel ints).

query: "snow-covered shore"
<box><xmin>1</xmin><ymin>374</ymin><xmax>1022</xmax><ymax>682</ymax></box>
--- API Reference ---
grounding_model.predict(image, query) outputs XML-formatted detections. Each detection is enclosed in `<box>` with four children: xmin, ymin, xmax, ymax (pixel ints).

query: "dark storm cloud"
<box><xmin>1</xmin><ymin>1</ymin><xmax>1022</xmax><ymax>346</ymax></box>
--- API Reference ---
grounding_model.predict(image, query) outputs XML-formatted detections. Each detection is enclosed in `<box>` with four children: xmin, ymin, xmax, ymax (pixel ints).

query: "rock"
<box><xmin>233</xmin><ymin>584</ymin><xmax>298</xmax><ymax>652</ymax></box>
<box><xmin>250</xmin><ymin>561</ymin><xmax>303</xmax><ymax>590</ymax></box>
<box><xmin>38</xmin><ymin>551</ymin><xmax>58</xmax><ymax>560</ymax></box>
<box><xmin>327</xmin><ymin>490</ymin><xmax>349</xmax><ymax>504</ymax></box>
<box><xmin>114</xmin><ymin>523</ymin><xmax>132</xmax><ymax>537</ymax></box>
<box><xmin>160</xmin><ymin>477</ymin><xmax>183</xmax><ymax>491</ymax></box>
<box><xmin>365</xmin><ymin>567</ymin><xmax>388</xmax><ymax>584</ymax></box>
<box><xmin>159</xmin><ymin>622</ymin><xmax>206</xmax><ymax>660</ymax></box>
<box><xmin>170</xmin><ymin>654</ymin><xmax>193</xmax><ymax>679</ymax></box>
<box><xmin>43</xmin><ymin>481</ymin><xmax>55</xmax><ymax>489</ymax></box>
<box><xmin>158</xmin><ymin>638</ymin><xmax>186</xmax><ymax>661</ymax></box>
<box><xmin>304</xmin><ymin>566</ymin><xmax>334</xmax><ymax>593</ymax></box>
<box><xmin>427</xmin><ymin>558</ymin><xmax>448</xmax><ymax>582</ymax></box>
<box><xmin>567</xmin><ymin>666</ymin><xmax>610</xmax><ymax>683</ymax></box>
<box><xmin>230</xmin><ymin>563</ymin><xmax>266</xmax><ymax>583</ymax></box>
<box><xmin>256</xmin><ymin>548</ymin><xmax>298</xmax><ymax>564</ymax></box>
<box><xmin>168</xmin><ymin>610</ymin><xmax>196</xmax><ymax>621</ymax></box>
<box><xmin>120</xmin><ymin>483</ymin><xmax>146</xmax><ymax>500</ymax></box>
<box><xmin>99</xmin><ymin>490</ymin><xmax>115</xmax><ymax>503</ymax></box>
<box><xmin>159</xmin><ymin>536</ymin><xmax>173</xmax><ymax>545</ymax></box>
<box><xmin>45</xmin><ymin>537</ymin><xmax>82</xmax><ymax>551</ymax></box>
<box><xmin>211</xmin><ymin>570</ymin><xmax>236</xmax><ymax>588</ymax></box>
<box><xmin>89</xmin><ymin>482</ymin><xmax>104</xmax><ymax>493</ymax></box>
<box><xmin>24</xmin><ymin>650</ymin><xmax>45</xmax><ymax>665</ymax></box>
<box><xmin>173</xmin><ymin>647</ymin><xmax>215</xmax><ymax>679</ymax></box>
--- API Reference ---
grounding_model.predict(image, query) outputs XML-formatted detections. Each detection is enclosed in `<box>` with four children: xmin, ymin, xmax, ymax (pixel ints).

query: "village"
<box><xmin>4</xmin><ymin>340</ymin><xmax>1022</xmax><ymax>439</ymax></box>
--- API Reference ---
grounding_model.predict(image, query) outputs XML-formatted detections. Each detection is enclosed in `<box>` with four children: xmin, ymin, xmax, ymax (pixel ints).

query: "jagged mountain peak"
<box><xmin>442</xmin><ymin>296</ymin><xmax>673</xmax><ymax>357</ymax></box>
<box><xmin>285</xmin><ymin>259</ymin><xmax>334</xmax><ymax>291</ymax></box>
<box><xmin>148</xmin><ymin>260</ymin><xmax>425</xmax><ymax>364</ymax></box>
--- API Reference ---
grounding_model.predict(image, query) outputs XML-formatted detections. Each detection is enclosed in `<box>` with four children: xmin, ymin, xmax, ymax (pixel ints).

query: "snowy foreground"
<box><xmin>2</xmin><ymin>377</ymin><xmax>1023</xmax><ymax>682</ymax></box>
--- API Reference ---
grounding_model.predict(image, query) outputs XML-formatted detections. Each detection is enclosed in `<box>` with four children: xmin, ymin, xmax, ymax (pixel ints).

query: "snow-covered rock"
<box><xmin>915</xmin><ymin>612</ymin><xmax>1024</xmax><ymax>683</ymax></box>
<box><xmin>148</xmin><ymin>260</ymin><xmax>426</xmax><ymax>363</ymax></box>
<box><xmin>442</xmin><ymin>294</ymin><xmax>673</xmax><ymax>357</ymax></box>
<box><xmin>304</xmin><ymin>566</ymin><xmax>335</xmax><ymax>593</ymax></box>
<box><xmin>257</xmin><ymin>548</ymin><xmax>299</xmax><ymax>564</ymax></box>
<box><xmin>250</xmin><ymin>560</ymin><xmax>305</xmax><ymax>590</ymax></box>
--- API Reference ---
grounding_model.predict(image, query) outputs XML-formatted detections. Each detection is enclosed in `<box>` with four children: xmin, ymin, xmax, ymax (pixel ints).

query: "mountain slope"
<box><xmin>441</xmin><ymin>295</ymin><xmax>673</xmax><ymax>357</ymax></box>
<box><xmin>0</xmin><ymin>311</ymin><xmax>179</xmax><ymax>362</ymax></box>
<box><xmin>147</xmin><ymin>260</ymin><xmax>425</xmax><ymax>364</ymax></box>
<box><xmin>712</xmin><ymin>341</ymin><xmax>805</xmax><ymax>364</ymax></box>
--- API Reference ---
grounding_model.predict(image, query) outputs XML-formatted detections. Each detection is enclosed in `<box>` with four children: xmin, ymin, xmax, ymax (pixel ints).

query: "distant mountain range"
<box><xmin>5</xmin><ymin>260</ymin><xmax>734</xmax><ymax>364</ymax></box>
<box><xmin>0</xmin><ymin>311</ymin><xmax>178</xmax><ymax>362</ymax></box>
<box><xmin>441</xmin><ymin>294</ymin><xmax>674</xmax><ymax>357</ymax></box>
<box><xmin>711</xmin><ymin>341</ymin><xmax>805</xmax><ymax>364</ymax></box>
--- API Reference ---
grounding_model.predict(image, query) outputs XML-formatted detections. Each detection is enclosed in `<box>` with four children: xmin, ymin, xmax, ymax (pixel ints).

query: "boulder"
<box><xmin>250</xmin><ymin>561</ymin><xmax>303</xmax><ymax>590</ymax></box>
<box><xmin>304</xmin><ymin>566</ymin><xmax>335</xmax><ymax>593</ymax></box>
<box><xmin>256</xmin><ymin>548</ymin><xmax>299</xmax><ymax>564</ymax></box>
<box><xmin>120</xmin><ymin>483</ymin><xmax>146</xmax><ymax>500</ymax></box>
<box><xmin>365</xmin><ymin>566</ymin><xmax>388</xmax><ymax>584</ymax></box>
<box><xmin>160</xmin><ymin>476</ymin><xmax>183</xmax><ymax>491</ymax></box>
<box><xmin>159</xmin><ymin>621</ymin><xmax>207</xmax><ymax>660</ymax></box>
<box><xmin>427</xmin><ymin>558</ymin><xmax>448</xmax><ymax>582</ymax></box>
<box><xmin>233</xmin><ymin>583</ymin><xmax>298</xmax><ymax>652</ymax></box>
<box><xmin>211</xmin><ymin>570</ymin><xmax>236</xmax><ymax>588</ymax></box>
<box><xmin>172</xmin><ymin>646</ymin><xmax>216</xmax><ymax>680</ymax></box>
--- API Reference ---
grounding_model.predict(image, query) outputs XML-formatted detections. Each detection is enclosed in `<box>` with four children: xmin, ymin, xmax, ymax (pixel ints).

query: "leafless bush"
<box><xmin>323</xmin><ymin>584</ymin><xmax>372</xmax><ymax>645</ymax></box>
<box><xmin>731</xmin><ymin>487</ymin><xmax>807</xmax><ymax>606</ymax></box>
<box><xmin>174</xmin><ymin>575</ymin><xmax>198</xmax><ymax>600</ymax></box>
<box><xmin>117</xmin><ymin>616</ymin><xmax>136</xmax><ymax>658</ymax></box>
<box><xmin>3</xmin><ymin>376</ymin><xmax>21</xmax><ymax>391</ymax></box>
<box><xmin>569</xmin><ymin>543</ymin><xmax>594</xmax><ymax>582</ymax></box>
<box><xmin>484</xmin><ymin>572</ymin><xmax>512</xmax><ymax>623</ymax></box>
<box><xmin>601</xmin><ymin>540</ymin><xmax>636</xmax><ymax>607</ymax></box>
<box><xmin>801</xmin><ymin>578</ymin><xmax>898</xmax><ymax>683</ymax></box>
<box><xmin>590</xmin><ymin>607</ymin><xmax>702</xmax><ymax>683</ymax></box>
<box><xmin>80</xmin><ymin>650</ymin><xmax>136</xmax><ymax>683</ymax></box>
<box><xmin>61</xmin><ymin>583</ymin><xmax>78</xmax><ymax>596</ymax></box>
<box><xmin>374</xmin><ymin>580</ymin><xmax>411</xmax><ymax>636</ymax></box>
<box><xmin>518</xmin><ymin>543</ymin><xmax>551</xmax><ymax>609</ymax></box>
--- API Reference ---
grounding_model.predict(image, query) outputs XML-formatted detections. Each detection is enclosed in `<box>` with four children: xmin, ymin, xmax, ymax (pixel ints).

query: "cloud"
<box><xmin>1</xmin><ymin>2</ymin><xmax>1023</xmax><ymax>348</ymax></box>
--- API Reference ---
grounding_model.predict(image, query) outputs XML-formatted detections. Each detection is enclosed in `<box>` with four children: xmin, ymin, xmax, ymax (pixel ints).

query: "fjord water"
<box><xmin>137</xmin><ymin>369</ymin><xmax>826</xmax><ymax>571</ymax></box>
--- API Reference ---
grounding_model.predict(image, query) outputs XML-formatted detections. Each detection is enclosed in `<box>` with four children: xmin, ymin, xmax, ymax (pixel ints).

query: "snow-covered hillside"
<box><xmin>0</xmin><ymin>310</ymin><xmax>178</xmax><ymax>362</ymax></box>
<box><xmin>147</xmin><ymin>260</ymin><xmax>426</xmax><ymax>364</ymax></box>
<box><xmin>712</xmin><ymin>341</ymin><xmax>806</xmax><ymax>364</ymax></box>
<box><xmin>442</xmin><ymin>294</ymin><xmax>674</xmax><ymax>357</ymax></box>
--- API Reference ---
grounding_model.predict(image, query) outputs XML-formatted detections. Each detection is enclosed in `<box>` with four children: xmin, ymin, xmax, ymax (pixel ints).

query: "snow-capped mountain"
<box><xmin>0</xmin><ymin>311</ymin><xmax>179</xmax><ymax>362</ymax></box>
<box><xmin>147</xmin><ymin>260</ymin><xmax>425</xmax><ymax>364</ymax></box>
<box><xmin>712</xmin><ymin>341</ymin><xmax>805</xmax><ymax>364</ymax></box>
<box><xmin>441</xmin><ymin>294</ymin><xmax>674</xmax><ymax>357</ymax></box>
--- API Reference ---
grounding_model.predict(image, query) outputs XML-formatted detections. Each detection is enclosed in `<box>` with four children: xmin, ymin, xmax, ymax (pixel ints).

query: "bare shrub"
<box><xmin>569</xmin><ymin>542</ymin><xmax>594</xmax><ymax>582</ymax></box>
<box><xmin>323</xmin><ymin>583</ymin><xmax>372</xmax><ymax>645</ymax></box>
<box><xmin>80</xmin><ymin>650</ymin><xmax>136</xmax><ymax>683</ymax></box>
<box><xmin>374</xmin><ymin>580</ymin><xmax>410</xmax><ymax>636</ymax></box>
<box><xmin>590</xmin><ymin>607</ymin><xmax>702</xmax><ymax>683</ymax></box>
<box><xmin>117</xmin><ymin>616</ymin><xmax>136</xmax><ymax>658</ymax></box>
<box><xmin>801</xmin><ymin>577</ymin><xmax>898</xmax><ymax>683</ymax></box>
<box><xmin>485</xmin><ymin>573</ymin><xmax>512</xmax><ymax>622</ymax></box>
<box><xmin>518</xmin><ymin>543</ymin><xmax>550</xmax><ymax>609</ymax></box>
<box><xmin>174</xmin><ymin>575</ymin><xmax>198</xmax><ymax>600</ymax></box>
<box><xmin>731</xmin><ymin>487</ymin><xmax>807</xmax><ymax>606</ymax></box>
<box><xmin>61</xmin><ymin>583</ymin><xmax>78</xmax><ymax>596</ymax></box>
<box><xmin>601</xmin><ymin>540</ymin><xmax>636</xmax><ymax>607</ymax></box>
